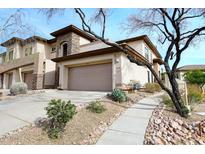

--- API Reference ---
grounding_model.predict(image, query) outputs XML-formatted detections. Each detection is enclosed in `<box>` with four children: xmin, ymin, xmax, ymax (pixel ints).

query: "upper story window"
<box><xmin>9</xmin><ymin>50</ymin><xmax>13</xmax><ymax>61</ymax></box>
<box><xmin>51</xmin><ymin>47</ymin><xmax>56</xmax><ymax>53</ymax></box>
<box><xmin>145</xmin><ymin>46</ymin><xmax>149</xmax><ymax>60</ymax></box>
<box><xmin>25</xmin><ymin>47</ymin><xmax>32</xmax><ymax>56</ymax></box>
<box><xmin>0</xmin><ymin>54</ymin><xmax>6</xmax><ymax>63</ymax></box>
<box><xmin>62</xmin><ymin>42</ymin><xmax>68</xmax><ymax>56</ymax></box>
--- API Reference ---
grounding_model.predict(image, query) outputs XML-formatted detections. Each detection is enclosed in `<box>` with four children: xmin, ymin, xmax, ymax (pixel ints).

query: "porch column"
<box><xmin>13</xmin><ymin>69</ymin><xmax>20</xmax><ymax>83</ymax></box>
<box><xmin>18</xmin><ymin>68</ymin><xmax>22</xmax><ymax>82</ymax></box>
<box><xmin>3</xmin><ymin>73</ymin><xmax>8</xmax><ymax>89</ymax></box>
<box><xmin>59</xmin><ymin>64</ymin><xmax>68</xmax><ymax>89</ymax></box>
<box><xmin>33</xmin><ymin>52</ymin><xmax>44</xmax><ymax>90</ymax></box>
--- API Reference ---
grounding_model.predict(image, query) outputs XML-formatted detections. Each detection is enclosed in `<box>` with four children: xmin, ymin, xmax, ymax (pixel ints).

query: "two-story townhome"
<box><xmin>0</xmin><ymin>24</ymin><xmax>162</xmax><ymax>91</ymax></box>
<box><xmin>0</xmin><ymin>36</ymin><xmax>56</xmax><ymax>90</ymax></box>
<box><xmin>51</xmin><ymin>25</ymin><xmax>162</xmax><ymax>91</ymax></box>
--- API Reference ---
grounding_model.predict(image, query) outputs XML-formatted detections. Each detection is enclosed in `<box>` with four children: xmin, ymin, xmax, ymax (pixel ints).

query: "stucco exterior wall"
<box><xmin>44</xmin><ymin>59</ymin><xmax>56</xmax><ymax>87</ymax></box>
<box><xmin>120</xmin><ymin>53</ymin><xmax>149</xmax><ymax>85</ymax></box>
<box><xmin>127</xmin><ymin>40</ymin><xmax>144</xmax><ymax>56</ymax></box>
<box><xmin>79</xmin><ymin>41</ymin><xmax>110</xmax><ymax>53</ymax></box>
<box><xmin>176</xmin><ymin>71</ymin><xmax>186</xmax><ymax>80</ymax></box>
<box><xmin>79</xmin><ymin>37</ymin><xmax>90</xmax><ymax>45</ymax></box>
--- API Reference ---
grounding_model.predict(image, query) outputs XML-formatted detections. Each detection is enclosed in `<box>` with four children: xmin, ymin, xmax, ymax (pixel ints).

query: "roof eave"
<box><xmin>50</xmin><ymin>25</ymin><xmax>97</xmax><ymax>42</ymax></box>
<box><xmin>117</xmin><ymin>35</ymin><xmax>162</xmax><ymax>59</ymax></box>
<box><xmin>51</xmin><ymin>47</ymin><xmax>118</xmax><ymax>62</ymax></box>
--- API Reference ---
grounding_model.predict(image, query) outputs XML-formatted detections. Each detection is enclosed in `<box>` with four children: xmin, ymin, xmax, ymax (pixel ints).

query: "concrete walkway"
<box><xmin>0</xmin><ymin>90</ymin><xmax>107</xmax><ymax>137</ymax></box>
<box><xmin>97</xmin><ymin>92</ymin><xmax>164</xmax><ymax>145</ymax></box>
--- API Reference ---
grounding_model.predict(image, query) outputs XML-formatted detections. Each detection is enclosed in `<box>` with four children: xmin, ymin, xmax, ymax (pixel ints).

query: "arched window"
<box><xmin>61</xmin><ymin>42</ymin><xmax>68</xmax><ymax>56</ymax></box>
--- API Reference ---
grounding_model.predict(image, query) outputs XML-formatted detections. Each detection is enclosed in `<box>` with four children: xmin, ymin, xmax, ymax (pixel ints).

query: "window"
<box><xmin>9</xmin><ymin>50</ymin><xmax>13</xmax><ymax>61</ymax></box>
<box><xmin>151</xmin><ymin>74</ymin><xmax>154</xmax><ymax>83</ymax></box>
<box><xmin>0</xmin><ymin>54</ymin><xmax>6</xmax><ymax>63</ymax></box>
<box><xmin>2</xmin><ymin>54</ymin><xmax>6</xmax><ymax>63</ymax></box>
<box><xmin>51</xmin><ymin>47</ymin><xmax>56</xmax><ymax>53</ymax></box>
<box><xmin>61</xmin><ymin>42</ymin><xmax>68</xmax><ymax>56</ymax></box>
<box><xmin>147</xmin><ymin>71</ymin><xmax>150</xmax><ymax>83</ymax></box>
<box><xmin>145</xmin><ymin>47</ymin><xmax>149</xmax><ymax>60</ymax></box>
<box><xmin>25</xmin><ymin>47</ymin><xmax>32</xmax><ymax>56</ymax></box>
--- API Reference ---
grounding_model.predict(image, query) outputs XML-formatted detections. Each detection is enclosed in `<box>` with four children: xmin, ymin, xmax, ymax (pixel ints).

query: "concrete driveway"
<box><xmin>0</xmin><ymin>90</ymin><xmax>107</xmax><ymax>137</ymax></box>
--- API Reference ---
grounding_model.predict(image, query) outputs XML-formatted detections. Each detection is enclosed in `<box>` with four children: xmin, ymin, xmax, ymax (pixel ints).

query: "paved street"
<box><xmin>0</xmin><ymin>90</ymin><xmax>107</xmax><ymax>137</ymax></box>
<box><xmin>96</xmin><ymin>92</ymin><xmax>164</xmax><ymax>145</ymax></box>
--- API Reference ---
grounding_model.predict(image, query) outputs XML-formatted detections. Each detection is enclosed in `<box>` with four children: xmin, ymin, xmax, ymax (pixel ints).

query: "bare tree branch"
<box><xmin>0</xmin><ymin>9</ymin><xmax>30</xmax><ymax>40</ymax></box>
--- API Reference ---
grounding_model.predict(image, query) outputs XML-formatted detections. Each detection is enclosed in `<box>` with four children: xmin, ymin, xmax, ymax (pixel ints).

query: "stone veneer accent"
<box><xmin>56</xmin><ymin>32</ymin><xmax>80</xmax><ymax>57</ymax></box>
<box><xmin>32</xmin><ymin>74</ymin><xmax>44</xmax><ymax>90</ymax></box>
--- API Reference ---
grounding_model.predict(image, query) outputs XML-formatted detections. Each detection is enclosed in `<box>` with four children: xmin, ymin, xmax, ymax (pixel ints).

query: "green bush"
<box><xmin>47</xmin><ymin>128</ymin><xmax>61</xmax><ymax>139</ymax></box>
<box><xmin>86</xmin><ymin>101</ymin><xmax>106</xmax><ymax>113</ymax></box>
<box><xmin>184</xmin><ymin>70</ymin><xmax>205</xmax><ymax>85</ymax></box>
<box><xmin>187</xmin><ymin>84</ymin><xmax>203</xmax><ymax>104</ymax></box>
<box><xmin>10</xmin><ymin>82</ymin><xmax>28</xmax><ymax>95</ymax></box>
<box><xmin>45</xmin><ymin>99</ymin><xmax>77</xmax><ymax>139</ymax></box>
<box><xmin>181</xmin><ymin>105</ymin><xmax>190</xmax><ymax>118</ymax></box>
<box><xmin>144</xmin><ymin>83</ymin><xmax>161</xmax><ymax>93</ymax></box>
<box><xmin>110</xmin><ymin>88</ymin><xmax>127</xmax><ymax>103</ymax></box>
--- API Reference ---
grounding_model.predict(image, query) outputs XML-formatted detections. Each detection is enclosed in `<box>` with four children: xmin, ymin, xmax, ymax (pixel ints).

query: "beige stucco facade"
<box><xmin>0</xmin><ymin>25</ymin><xmax>162</xmax><ymax>91</ymax></box>
<box><xmin>0</xmin><ymin>38</ymin><xmax>56</xmax><ymax>89</ymax></box>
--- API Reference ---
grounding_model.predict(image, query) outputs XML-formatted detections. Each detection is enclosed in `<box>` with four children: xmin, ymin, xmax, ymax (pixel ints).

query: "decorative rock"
<box><xmin>169</xmin><ymin>121</ymin><xmax>179</xmax><ymax>129</ymax></box>
<box><xmin>196</xmin><ymin>139</ymin><xmax>205</xmax><ymax>145</ymax></box>
<box><xmin>175</xmin><ymin>130</ymin><xmax>184</xmax><ymax>137</ymax></box>
<box><xmin>177</xmin><ymin>119</ymin><xmax>184</xmax><ymax>125</ymax></box>
<box><xmin>181</xmin><ymin>128</ymin><xmax>189</xmax><ymax>134</ymax></box>
<box><xmin>182</xmin><ymin>123</ymin><xmax>189</xmax><ymax>129</ymax></box>
<box><xmin>155</xmin><ymin>119</ymin><xmax>162</xmax><ymax>125</ymax></box>
<box><xmin>144</xmin><ymin>104</ymin><xmax>205</xmax><ymax>145</ymax></box>
<box><xmin>154</xmin><ymin>138</ymin><xmax>164</xmax><ymax>145</ymax></box>
<box><xmin>202</xmin><ymin>127</ymin><xmax>205</xmax><ymax>133</ymax></box>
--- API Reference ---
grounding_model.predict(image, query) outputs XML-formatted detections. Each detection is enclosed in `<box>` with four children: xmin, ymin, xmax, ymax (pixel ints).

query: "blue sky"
<box><xmin>0</xmin><ymin>8</ymin><xmax>204</xmax><ymax>67</ymax></box>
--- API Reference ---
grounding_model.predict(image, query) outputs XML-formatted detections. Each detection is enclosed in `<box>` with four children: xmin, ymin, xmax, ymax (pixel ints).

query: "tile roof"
<box><xmin>177</xmin><ymin>65</ymin><xmax>205</xmax><ymax>71</ymax></box>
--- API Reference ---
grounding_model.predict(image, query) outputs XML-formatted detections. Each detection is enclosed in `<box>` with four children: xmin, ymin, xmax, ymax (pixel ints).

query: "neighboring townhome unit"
<box><xmin>0</xmin><ymin>36</ymin><xmax>56</xmax><ymax>90</ymax></box>
<box><xmin>51</xmin><ymin>25</ymin><xmax>162</xmax><ymax>91</ymax></box>
<box><xmin>176</xmin><ymin>65</ymin><xmax>205</xmax><ymax>80</ymax></box>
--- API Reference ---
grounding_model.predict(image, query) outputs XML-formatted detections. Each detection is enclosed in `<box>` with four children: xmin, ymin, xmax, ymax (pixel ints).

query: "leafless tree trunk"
<box><xmin>41</xmin><ymin>8</ymin><xmax>205</xmax><ymax>117</ymax></box>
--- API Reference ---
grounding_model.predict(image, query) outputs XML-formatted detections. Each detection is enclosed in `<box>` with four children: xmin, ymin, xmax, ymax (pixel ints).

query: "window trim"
<box><xmin>144</xmin><ymin>46</ymin><xmax>149</xmax><ymax>60</ymax></box>
<box><xmin>61</xmin><ymin>42</ymin><xmax>69</xmax><ymax>56</ymax></box>
<box><xmin>25</xmin><ymin>47</ymin><xmax>32</xmax><ymax>56</ymax></box>
<box><xmin>8</xmin><ymin>50</ymin><xmax>14</xmax><ymax>61</ymax></box>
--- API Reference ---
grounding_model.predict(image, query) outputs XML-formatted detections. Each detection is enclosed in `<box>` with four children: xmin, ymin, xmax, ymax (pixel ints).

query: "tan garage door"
<box><xmin>24</xmin><ymin>71</ymin><xmax>33</xmax><ymax>90</ymax></box>
<box><xmin>68</xmin><ymin>63</ymin><xmax>112</xmax><ymax>91</ymax></box>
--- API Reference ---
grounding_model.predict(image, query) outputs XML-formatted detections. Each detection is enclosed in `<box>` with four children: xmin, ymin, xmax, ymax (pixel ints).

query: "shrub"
<box><xmin>10</xmin><ymin>82</ymin><xmax>28</xmax><ymax>95</ymax></box>
<box><xmin>184</xmin><ymin>70</ymin><xmax>205</xmax><ymax>85</ymax></box>
<box><xmin>187</xmin><ymin>84</ymin><xmax>203</xmax><ymax>104</ymax></box>
<box><xmin>86</xmin><ymin>101</ymin><xmax>106</xmax><ymax>113</ymax></box>
<box><xmin>45</xmin><ymin>99</ymin><xmax>77</xmax><ymax>139</ymax></box>
<box><xmin>144</xmin><ymin>83</ymin><xmax>161</xmax><ymax>93</ymax></box>
<box><xmin>181</xmin><ymin>105</ymin><xmax>190</xmax><ymax>118</ymax></box>
<box><xmin>47</xmin><ymin>128</ymin><xmax>61</xmax><ymax>139</ymax></box>
<box><xmin>110</xmin><ymin>88</ymin><xmax>127</xmax><ymax>103</ymax></box>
